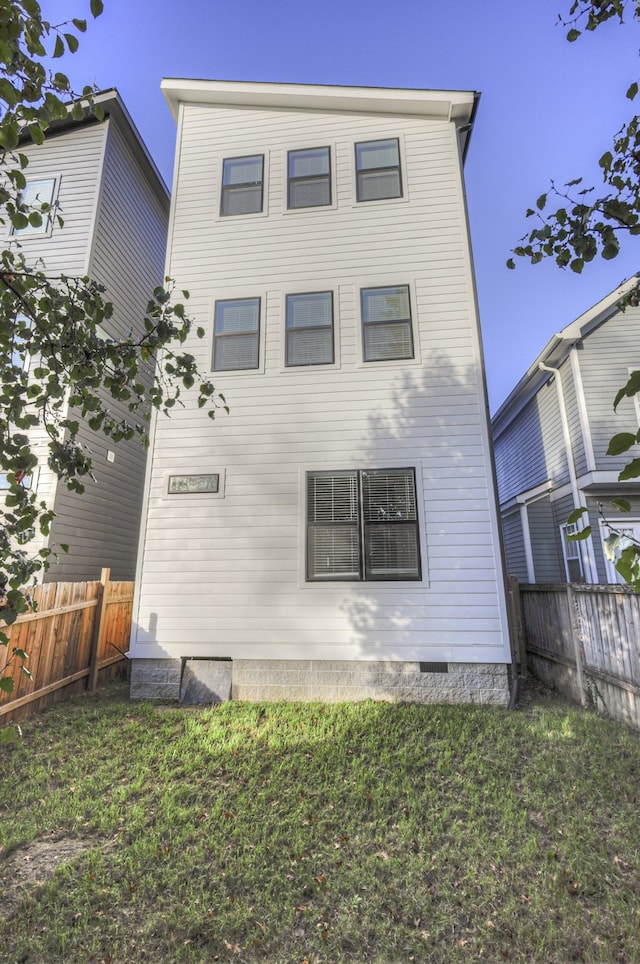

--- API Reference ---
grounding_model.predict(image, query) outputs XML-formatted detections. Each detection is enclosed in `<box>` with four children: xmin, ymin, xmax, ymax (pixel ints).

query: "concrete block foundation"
<box><xmin>130</xmin><ymin>658</ymin><xmax>510</xmax><ymax>706</ymax></box>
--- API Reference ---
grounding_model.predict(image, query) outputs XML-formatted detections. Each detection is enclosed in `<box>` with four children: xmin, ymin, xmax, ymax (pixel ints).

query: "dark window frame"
<box><xmin>355</xmin><ymin>138</ymin><xmax>403</xmax><ymax>202</ymax></box>
<box><xmin>360</xmin><ymin>285</ymin><xmax>414</xmax><ymax>362</ymax></box>
<box><xmin>220</xmin><ymin>155</ymin><xmax>264</xmax><ymax>217</ymax></box>
<box><xmin>306</xmin><ymin>468</ymin><xmax>422</xmax><ymax>582</ymax></box>
<box><xmin>212</xmin><ymin>297</ymin><xmax>261</xmax><ymax>372</ymax></box>
<box><xmin>287</xmin><ymin>146</ymin><xmax>332</xmax><ymax>209</ymax></box>
<box><xmin>285</xmin><ymin>290</ymin><xmax>334</xmax><ymax>367</ymax></box>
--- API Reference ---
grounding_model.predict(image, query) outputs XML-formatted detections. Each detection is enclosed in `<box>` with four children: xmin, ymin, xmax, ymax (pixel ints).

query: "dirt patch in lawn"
<box><xmin>1</xmin><ymin>835</ymin><xmax>103</xmax><ymax>920</ymax></box>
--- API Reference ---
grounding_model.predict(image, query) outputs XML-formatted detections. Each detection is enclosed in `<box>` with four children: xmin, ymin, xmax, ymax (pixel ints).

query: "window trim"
<box><xmin>354</xmin><ymin>138</ymin><xmax>403</xmax><ymax>203</ymax></box>
<box><xmin>285</xmin><ymin>290</ymin><xmax>335</xmax><ymax>368</ymax></box>
<box><xmin>212</xmin><ymin>296</ymin><xmax>262</xmax><ymax>373</ymax></box>
<box><xmin>560</xmin><ymin>522</ymin><xmax>585</xmax><ymax>583</ymax></box>
<box><xmin>11</xmin><ymin>176</ymin><xmax>59</xmax><ymax>237</ymax></box>
<box><xmin>287</xmin><ymin>146</ymin><xmax>332</xmax><ymax>210</ymax></box>
<box><xmin>220</xmin><ymin>154</ymin><xmax>265</xmax><ymax>217</ymax></box>
<box><xmin>360</xmin><ymin>284</ymin><xmax>415</xmax><ymax>363</ymax></box>
<box><xmin>305</xmin><ymin>467</ymin><xmax>422</xmax><ymax>583</ymax></box>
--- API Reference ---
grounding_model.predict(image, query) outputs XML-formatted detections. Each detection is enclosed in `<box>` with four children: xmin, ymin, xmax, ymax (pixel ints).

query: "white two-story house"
<box><xmin>1</xmin><ymin>90</ymin><xmax>169</xmax><ymax>582</ymax></box>
<box><xmin>129</xmin><ymin>80</ymin><xmax>512</xmax><ymax>705</ymax></box>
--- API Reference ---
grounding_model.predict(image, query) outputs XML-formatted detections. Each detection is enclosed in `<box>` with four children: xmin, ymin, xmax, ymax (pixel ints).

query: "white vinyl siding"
<box><xmin>132</xmin><ymin>99</ymin><xmax>509</xmax><ymax>665</ymax></box>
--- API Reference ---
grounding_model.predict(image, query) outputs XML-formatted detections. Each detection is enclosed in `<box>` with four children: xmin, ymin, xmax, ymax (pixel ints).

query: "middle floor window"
<box><xmin>288</xmin><ymin>147</ymin><xmax>331</xmax><ymax>209</ymax></box>
<box><xmin>286</xmin><ymin>291</ymin><xmax>334</xmax><ymax>366</ymax></box>
<box><xmin>306</xmin><ymin>468</ymin><xmax>421</xmax><ymax>581</ymax></box>
<box><xmin>213</xmin><ymin>297</ymin><xmax>261</xmax><ymax>371</ymax></box>
<box><xmin>361</xmin><ymin>285</ymin><xmax>414</xmax><ymax>362</ymax></box>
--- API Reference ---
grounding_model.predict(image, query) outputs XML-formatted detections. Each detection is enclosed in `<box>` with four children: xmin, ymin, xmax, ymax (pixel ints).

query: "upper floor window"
<box><xmin>361</xmin><ymin>285</ymin><xmax>414</xmax><ymax>362</ymax></box>
<box><xmin>12</xmin><ymin>178</ymin><xmax>56</xmax><ymax>235</ymax></box>
<box><xmin>213</xmin><ymin>298</ymin><xmax>260</xmax><ymax>371</ymax></box>
<box><xmin>288</xmin><ymin>147</ymin><xmax>331</xmax><ymax>209</ymax></box>
<box><xmin>286</xmin><ymin>291</ymin><xmax>334</xmax><ymax>367</ymax></box>
<box><xmin>220</xmin><ymin>156</ymin><xmax>264</xmax><ymax>216</ymax></box>
<box><xmin>306</xmin><ymin>468</ymin><xmax>421</xmax><ymax>581</ymax></box>
<box><xmin>355</xmin><ymin>139</ymin><xmax>402</xmax><ymax>202</ymax></box>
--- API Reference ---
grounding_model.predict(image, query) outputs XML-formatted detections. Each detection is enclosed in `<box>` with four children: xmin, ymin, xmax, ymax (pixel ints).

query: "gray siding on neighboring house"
<box><xmin>578</xmin><ymin>304</ymin><xmax>640</xmax><ymax>469</ymax></box>
<box><xmin>529</xmin><ymin>495</ymin><xmax>564</xmax><ymax>583</ymax></box>
<box><xmin>47</xmin><ymin>112</ymin><xmax>169</xmax><ymax>582</ymax></box>
<box><xmin>501</xmin><ymin>509</ymin><xmax>528</xmax><ymax>581</ymax></box>
<box><xmin>494</xmin><ymin>374</ymin><xmax>570</xmax><ymax>504</ymax></box>
<box><xmin>1</xmin><ymin>121</ymin><xmax>106</xmax><ymax>274</ymax></box>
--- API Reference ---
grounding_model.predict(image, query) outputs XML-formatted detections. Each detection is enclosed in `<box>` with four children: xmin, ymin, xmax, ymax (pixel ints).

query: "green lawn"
<box><xmin>1</xmin><ymin>681</ymin><xmax>639</xmax><ymax>963</ymax></box>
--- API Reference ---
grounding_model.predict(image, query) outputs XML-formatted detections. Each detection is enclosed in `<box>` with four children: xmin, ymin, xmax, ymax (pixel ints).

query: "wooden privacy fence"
<box><xmin>0</xmin><ymin>568</ymin><xmax>133</xmax><ymax>724</ymax></box>
<box><xmin>511</xmin><ymin>577</ymin><xmax>640</xmax><ymax>729</ymax></box>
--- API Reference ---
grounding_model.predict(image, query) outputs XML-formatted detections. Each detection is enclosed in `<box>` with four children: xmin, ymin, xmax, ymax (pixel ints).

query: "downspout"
<box><xmin>538</xmin><ymin>361</ymin><xmax>592</xmax><ymax>579</ymax></box>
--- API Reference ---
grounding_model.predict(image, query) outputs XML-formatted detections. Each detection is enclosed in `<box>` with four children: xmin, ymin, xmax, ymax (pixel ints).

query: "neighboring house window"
<box><xmin>12</xmin><ymin>178</ymin><xmax>56</xmax><ymax>235</ymax></box>
<box><xmin>561</xmin><ymin>523</ymin><xmax>585</xmax><ymax>583</ymax></box>
<box><xmin>220</xmin><ymin>155</ymin><xmax>264</xmax><ymax>216</ymax></box>
<box><xmin>213</xmin><ymin>298</ymin><xmax>260</xmax><ymax>371</ymax></box>
<box><xmin>601</xmin><ymin>521</ymin><xmax>640</xmax><ymax>584</ymax></box>
<box><xmin>306</xmin><ymin>468</ymin><xmax>421</xmax><ymax>581</ymax></box>
<box><xmin>286</xmin><ymin>291</ymin><xmax>334</xmax><ymax>367</ymax></box>
<box><xmin>288</xmin><ymin>147</ymin><xmax>331</xmax><ymax>209</ymax></box>
<box><xmin>361</xmin><ymin>285</ymin><xmax>414</xmax><ymax>362</ymax></box>
<box><xmin>355</xmin><ymin>138</ymin><xmax>402</xmax><ymax>202</ymax></box>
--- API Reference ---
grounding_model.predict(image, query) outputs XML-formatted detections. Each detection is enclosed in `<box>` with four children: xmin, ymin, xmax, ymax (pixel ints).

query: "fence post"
<box><xmin>566</xmin><ymin>583</ymin><xmax>587</xmax><ymax>707</ymax></box>
<box><xmin>88</xmin><ymin>568</ymin><xmax>110</xmax><ymax>694</ymax></box>
<box><xmin>507</xmin><ymin>575</ymin><xmax>527</xmax><ymax>680</ymax></box>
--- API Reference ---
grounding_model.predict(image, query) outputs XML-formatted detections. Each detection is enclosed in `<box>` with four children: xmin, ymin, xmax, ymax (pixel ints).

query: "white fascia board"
<box><xmin>161</xmin><ymin>78</ymin><xmax>477</xmax><ymax>128</ymax></box>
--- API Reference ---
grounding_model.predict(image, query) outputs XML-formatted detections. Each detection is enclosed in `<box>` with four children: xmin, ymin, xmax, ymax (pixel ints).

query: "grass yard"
<box><xmin>0</xmin><ymin>681</ymin><xmax>639</xmax><ymax>963</ymax></box>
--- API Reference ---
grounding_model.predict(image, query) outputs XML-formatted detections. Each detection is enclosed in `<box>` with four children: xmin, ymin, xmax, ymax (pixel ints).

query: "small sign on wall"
<box><xmin>168</xmin><ymin>473</ymin><xmax>220</xmax><ymax>495</ymax></box>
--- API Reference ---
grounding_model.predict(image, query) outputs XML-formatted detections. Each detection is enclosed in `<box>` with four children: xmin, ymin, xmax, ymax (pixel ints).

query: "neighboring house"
<box><xmin>492</xmin><ymin>276</ymin><xmax>640</xmax><ymax>585</ymax></box>
<box><xmin>129</xmin><ymin>79</ymin><xmax>512</xmax><ymax>705</ymax></box>
<box><xmin>0</xmin><ymin>89</ymin><xmax>170</xmax><ymax>582</ymax></box>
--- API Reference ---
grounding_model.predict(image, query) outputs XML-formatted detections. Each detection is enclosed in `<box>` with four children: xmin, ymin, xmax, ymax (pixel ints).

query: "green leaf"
<box><xmin>506</xmin><ymin>258</ymin><xmax>515</xmax><ymax>270</ymax></box>
<box><xmin>53</xmin><ymin>34</ymin><xmax>64</xmax><ymax>58</ymax></box>
<box><xmin>599</xmin><ymin>150</ymin><xmax>613</xmax><ymax>170</ymax></box>
<box><xmin>626</xmin><ymin>81</ymin><xmax>638</xmax><ymax>101</ymax></box>
<box><xmin>0</xmin><ymin>676</ymin><xmax>14</xmax><ymax>694</ymax></box>
<box><xmin>611</xmin><ymin>498</ymin><xmax>632</xmax><ymax>513</ymax></box>
<box><xmin>569</xmin><ymin>258</ymin><xmax>584</xmax><ymax>274</ymax></box>
<box><xmin>607</xmin><ymin>432</ymin><xmax>638</xmax><ymax>456</ymax></box>
<box><xmin>619</xmin><ymin>458</ymin><xmax>640</xmax><ymax>480</ymax></box>
<box><xmin>90</xmin><ymin>0</ymin><xmax>105</xmax><ymax>16</ymax></box>
<box><xmin>29</xmin><ymin>124</ymin><xmax>45</xmax><ymax>145</ymax></box>
<box><xmin>64</xmin><ymin>33</ymin><xmax>79</xmax><ymax>53</ymax></box>
<box><xmin>536</xmin><ymin>193</ymin><xmax>547</xmax><ymax>211</ymax></box>
<box><xmin>71</xmin><ymin>102</ymin><xmax>84</xmax><ymax>122</ymax></box>
<box><xmin>567</xmin><ymin>28</ymin><xmax>581</xmax><ymax>41</ymax></box>
<box><xmin>569</xmin><ymin>526</ymin><xmax>592</xmax><ymax>541</ymax></box>
<box><xmin>567</xmin><ymin>507</ymin><xmax>587</xmax><ymax>525</ymax></box>
<box><xmin>72</xmin><ymin>18</ymin><xmax>88</xmax><ymax>32</ymax></box>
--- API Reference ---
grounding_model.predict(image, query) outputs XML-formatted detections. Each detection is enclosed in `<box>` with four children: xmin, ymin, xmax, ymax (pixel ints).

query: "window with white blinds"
<box><xmin>306</xmin><ymin>468</ymin><xmax>421</xmax><ymax>581</ymax></box>
<box><xmin>355</xmin><ymin>138</ymin><xmax>402</xmax><ymax>202</ymax></box>
<box><xmin>361</xmin><ymin>285</ymin><xmax>414</xmax><ymax>362</ymax></box>
<box><xmin>213</xmin><ymin>298</ymin><xmax>260</xmax><ymax>371</ymax></box>
<box><xmin>220</xmin><ymin>155</ymin><xmax>264</xmax><ymax>216</ymax></box>
<box><xmin>286</xmin><ymin>291</ymin><xmax>334</xmax><ymax>367</ymax></box>
<box><xmin>288</xmin><ymin>147</ymin><xmax>331</xmax><ymax>209</ymax></box>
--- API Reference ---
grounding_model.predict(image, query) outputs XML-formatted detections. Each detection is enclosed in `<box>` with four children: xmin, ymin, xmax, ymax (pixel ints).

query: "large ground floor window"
<box><xmin>306</xmin><ymin>468</ymin><xmax>421</xmax><ymax>581</ymax></box>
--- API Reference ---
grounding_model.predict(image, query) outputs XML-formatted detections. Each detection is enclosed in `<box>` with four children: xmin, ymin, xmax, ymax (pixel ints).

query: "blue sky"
<box><xmin>54</xmin><ymin>0</ymin><xmax>639</xmax><ymax>410</ymax></box>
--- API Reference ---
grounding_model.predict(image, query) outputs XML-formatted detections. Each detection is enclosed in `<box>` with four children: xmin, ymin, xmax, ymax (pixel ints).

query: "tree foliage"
<box><xmin>509</xmin><ymin>0</ymin><xmax>640</xmax><ymax>587</ymax></box>
<box><xmin>0</xmin><ymin>1</ymin><xmax>221</xmax><ymax>693</ymax></box>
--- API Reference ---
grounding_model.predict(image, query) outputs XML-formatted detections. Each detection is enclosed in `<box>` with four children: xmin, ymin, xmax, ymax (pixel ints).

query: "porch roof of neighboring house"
<box><xmin>160</xmin><ymin>78</ymin><xmax>480</xmax><ymax>160</ymax></box>
<box><xmin>492</xmin><ymin>273</ymin><xmax>640</xmax><ymax>440</ymax></box>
